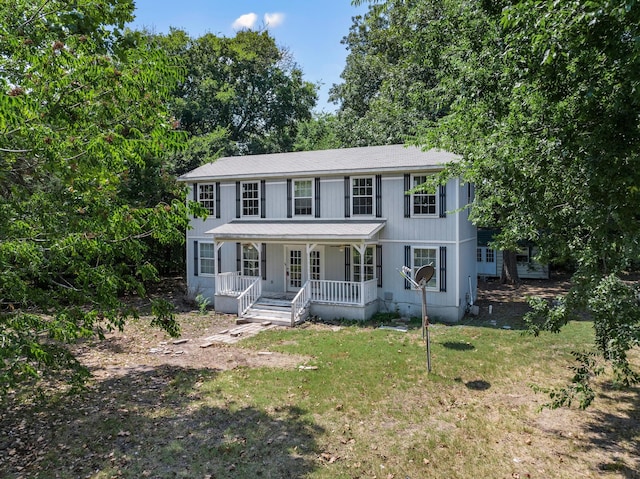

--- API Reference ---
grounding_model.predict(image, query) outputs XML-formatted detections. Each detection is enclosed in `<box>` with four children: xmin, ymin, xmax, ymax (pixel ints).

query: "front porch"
<box><xmin>214</xmin><ymin>272</ymin><xmax>379</xmax><ymax>326</ymax></box>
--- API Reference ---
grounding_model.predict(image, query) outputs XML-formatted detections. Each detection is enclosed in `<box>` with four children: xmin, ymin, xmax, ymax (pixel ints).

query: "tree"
<box><xmin>293</xmin><ymin>113</ymin><xmax>342</xmax><ymax>151</ymax></box>
<box><xmin>412</xmin><ymin>0</ymin><xmax>640</xmax><ymax>407</ymax></box>
<box><xmin>343</xmin><ymin>0</ymin><xmax>521</xmax><ymax>283</ymax></box>
<box><xmin>0</xmin><ymin>0</ymin><xmax>197</xmax><ymax>392</ymax></box>
<box><xmin>153</xmin><ymin>28</ymin><xmax>318</xmax><ymax>172</ymax></box>
<box><xmin>330</xmin><ymin>0</ymin><xmax>451</xmax><ymax>146</ymax></box>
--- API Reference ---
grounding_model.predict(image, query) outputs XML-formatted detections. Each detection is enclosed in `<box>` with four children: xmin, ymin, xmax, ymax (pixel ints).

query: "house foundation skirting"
<box><xmin>310</xmin><ymin>300</ymin><xmax>379</xmax><ymax>321</ymax></box>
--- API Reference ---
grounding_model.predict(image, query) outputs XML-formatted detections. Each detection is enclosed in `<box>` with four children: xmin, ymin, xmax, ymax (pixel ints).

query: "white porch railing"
<box><xmin>237</xmin><ymin>277</ymin><xmax>262</xmax><ymax>317</ymax></box>
<box><xmin>309</xmin><ymin>279</ymin><xmax>378</xmax><ymax>306</ymax></box>
<box><xmin>290</xmin><ymin>281</ymin><xmax>311</xmax><ymax>326</ymax></box>
<box><xmin>216</xmin><ymin>272</ymin><xmax>259</xmax><ymax>296</ymax></box>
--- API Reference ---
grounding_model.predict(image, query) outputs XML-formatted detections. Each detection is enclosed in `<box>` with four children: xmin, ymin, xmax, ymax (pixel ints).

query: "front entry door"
<box><xmin>285</xmin><ymin>247</ymin><xmax>303</xmax><ymax>292</ymax></box>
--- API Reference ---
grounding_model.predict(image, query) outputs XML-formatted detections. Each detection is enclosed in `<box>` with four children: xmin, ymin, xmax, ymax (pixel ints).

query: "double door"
<box><xmin>284</xmin><ymin>246</ymin><xmax>323</xmax><ymax>292</ymax></box>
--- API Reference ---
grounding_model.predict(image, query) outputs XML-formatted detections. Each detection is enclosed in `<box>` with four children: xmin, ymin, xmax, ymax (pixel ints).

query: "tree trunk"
<box><xmin>501</xmin><ymin>250</ymin><xmax>520</xmax><ymax>285</ymax></box>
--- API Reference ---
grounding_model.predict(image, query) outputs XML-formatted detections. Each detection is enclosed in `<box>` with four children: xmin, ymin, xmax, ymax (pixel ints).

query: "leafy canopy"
<box><xmin>415</xmin><ymin>0</ymin><xmax>640</xmax><ymax>407</ymax></box>
<box><xmin>0</xmin><ymin>0</ymin><xmax>197</xmax><ymax>392</ymax></box>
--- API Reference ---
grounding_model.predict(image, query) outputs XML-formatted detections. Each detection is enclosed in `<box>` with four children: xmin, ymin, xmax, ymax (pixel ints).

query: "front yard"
<box><xmin>1</xmin><ymin>278</ymin><xmax>638</xmax><ymax>478</ymax></box>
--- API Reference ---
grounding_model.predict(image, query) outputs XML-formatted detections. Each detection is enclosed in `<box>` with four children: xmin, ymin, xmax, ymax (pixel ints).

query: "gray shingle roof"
<box><xmin>178</xmin><ymin>144</ymin><xmax>458</xmax><ymax>181</ymax></box>
<box><xmin>206</xmin><ymin>220</ymin><xmax>386</xmax><ymax>241</ymax></box>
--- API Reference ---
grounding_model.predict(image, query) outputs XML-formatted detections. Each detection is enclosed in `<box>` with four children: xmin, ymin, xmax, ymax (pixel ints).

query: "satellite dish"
<box><xmin>415</xmin><ymin>265</ymin><xmax>435</xmax><ymax>286</ymax></box>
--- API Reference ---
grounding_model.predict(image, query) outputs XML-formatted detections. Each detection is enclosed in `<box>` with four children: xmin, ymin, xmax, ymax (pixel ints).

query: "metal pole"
<box><xmin>421</xmin><ymin>285</ymin><xmax>431</xmax><ymax>373</ymax></box>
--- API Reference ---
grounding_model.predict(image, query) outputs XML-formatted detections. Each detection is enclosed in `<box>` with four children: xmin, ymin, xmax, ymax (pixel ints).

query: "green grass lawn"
<box><xmin>2</xmin><ymin>318</ymin><xmax>639</xmax><ymax>478</ymax></box>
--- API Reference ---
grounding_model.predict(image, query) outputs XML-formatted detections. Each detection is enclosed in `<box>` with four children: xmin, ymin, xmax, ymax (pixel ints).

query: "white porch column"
<box><xmin>352</xmin><ymin>243</ymin><xmax>366</xmax><ymax>281</ymax></box>
<box><xmin>306</xmin><ymin>243</ymin><xmax>317</xmax><ymax>281</ymax></box>
<box><xmin>214</xmin><ymin>241</ymin><xmax>225</xmax><ymax>275</ymax></box>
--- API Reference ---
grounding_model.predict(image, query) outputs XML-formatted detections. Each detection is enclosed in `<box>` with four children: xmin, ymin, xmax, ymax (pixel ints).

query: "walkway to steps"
<box><xmin>200</xmin><ymin>321</ymin><xmax>278</xmax><ymax>346</ymax></box>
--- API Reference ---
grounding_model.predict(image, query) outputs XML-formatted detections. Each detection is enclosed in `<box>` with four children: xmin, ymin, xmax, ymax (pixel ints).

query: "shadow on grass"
<box><xmin>0</xmin><ymin>365</ymin><xmax>323</xmax><ymax>479</ymax></box>
<box><xmin>586</xmin><ymin>385</ymin><xmax>640</xmax><ymax>478</ymax></box>
<box><xmin>464</xmin><ymin>380</ymin><xmax>491</xmax><ymax>391</ymax></box>
<box><xmin>453</xmin><ymin>377</ymin><xmax>491</xmax><ymax>391</ymax></box>
<box><xmin>441</xmin><ymin>341</ymin><xmax>475</xmax><ymax>351</ymax></box>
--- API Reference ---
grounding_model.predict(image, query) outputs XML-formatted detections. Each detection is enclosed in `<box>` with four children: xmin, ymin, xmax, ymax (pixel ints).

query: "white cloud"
<box><xmin>232</xmin><ymin>13</ymin><xmax>258</xmax><ymax>30</ymax></box>
<box><xmin>264</xmin><ymin>12</ymin><xmax>285</xmax><ymax>28</ymax></box>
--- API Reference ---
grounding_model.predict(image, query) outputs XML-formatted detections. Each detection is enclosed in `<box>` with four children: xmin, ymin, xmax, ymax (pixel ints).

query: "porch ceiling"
<box><xmin>205</xmin><ymin>220</ymin><xmax>386</xmax><ymax>242</ymax></box>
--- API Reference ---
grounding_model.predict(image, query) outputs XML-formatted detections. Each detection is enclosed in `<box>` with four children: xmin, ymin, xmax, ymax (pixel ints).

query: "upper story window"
<box><xmin>412</xmin><ymin>175</ymin><xmax>436</xmax><ymax>216</ymax></box>
<box><xmin>352</xmin><ymin>176</ymin><xmax>374</xmax><ymax>216</ymax></box>
<box><xmin>198</xmin><ymin>183</ymin><xmax>215</xmax><ymax>215</ymax></box>
<box><xmin>242</xmin><ymin>181</ymin><xmax>260</xmax><ymax>217</ymax></box>
<box><xmin>293</xmin><ymin>179</ymin><xmax>313</xmax><ymax>216</ymax></box>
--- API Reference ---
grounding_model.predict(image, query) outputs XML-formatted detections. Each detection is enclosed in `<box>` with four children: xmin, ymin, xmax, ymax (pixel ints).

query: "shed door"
<box><xmin>477</xmin><ymin>247</ymin><xmax>497</xmax><ymax>276</ymax></box>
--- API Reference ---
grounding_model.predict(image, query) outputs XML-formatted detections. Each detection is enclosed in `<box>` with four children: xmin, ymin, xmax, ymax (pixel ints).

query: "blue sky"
<box><xmin>130</xmin><ymin>0</ymin><xmax>369</xmax><ymax>112</ymax></box>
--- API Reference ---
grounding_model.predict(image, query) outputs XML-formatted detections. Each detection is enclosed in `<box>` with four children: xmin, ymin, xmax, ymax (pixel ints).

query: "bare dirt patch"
<box><xmin>472</xmin><ymin>274</ymin><xmax>572</xmax><ymax>327</ymax></box>
<box><xmin>73</xmin><ymin>311</ymin><xmax>309</xmax><ymax>379</ymax></box>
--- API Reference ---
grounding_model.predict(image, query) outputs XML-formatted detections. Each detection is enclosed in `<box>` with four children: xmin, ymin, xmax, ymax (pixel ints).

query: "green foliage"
<box><xmin>151</xmin><ymin>28</ymin><xmax>318</xmax><ymax>170</ymax></box>
<box><xmin>344</xmin><ymin>0</ymin><xmax>640</xmax><ymax>406</ymax></box>
<box><xmin>194</xmin><ymin>294</ymin><xmax>211</xmax><ymax>315</ymax></box>
<box><xmin>293</xmin><ymin>113</ymin><xmax>342</xmax><ymax>151</ymax></box>
<box><xmin>0</xmin><ymin>0</ymin><xmax>196</xmax><ymax>393</ymax></box>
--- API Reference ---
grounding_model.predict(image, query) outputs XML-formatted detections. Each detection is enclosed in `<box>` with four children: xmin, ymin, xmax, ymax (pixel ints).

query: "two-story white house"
<box><xmin>179</xmin><ymin>144</ymin><xmax>477</xmax><ymax>326</ymax></box>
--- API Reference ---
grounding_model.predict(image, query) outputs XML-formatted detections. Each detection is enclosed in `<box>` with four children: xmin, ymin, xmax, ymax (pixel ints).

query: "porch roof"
<box><xmin>206</xmin><ymin>220</ymin><xmax>386</xmax><ymax>242</ymax></box>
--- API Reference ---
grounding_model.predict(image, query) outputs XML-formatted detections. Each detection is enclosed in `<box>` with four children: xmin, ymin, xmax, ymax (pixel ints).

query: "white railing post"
<box><xmin>291</xmin><ymin>281</ymin><xmax>311</xmax><ymax>326</ymax></box>
<box><xmin>236</xmin><ymin>277</ymin><xmax>262</xmax><ymax>317</ymax></box>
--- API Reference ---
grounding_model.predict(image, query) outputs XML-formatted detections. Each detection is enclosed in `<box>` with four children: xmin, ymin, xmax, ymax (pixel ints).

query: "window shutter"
<box><xmin>193</xmin><ymin>183</ymin><xmax>198</xmax><ymax>202</ymax></box>
<box><xmin>439</xmin><ymin>184</ymin><xmax>447</xmax><ymax>218</ymax></box>
<box><xmin>344</xmin><ymin>246</ymin><xmax>351</xmax><ymax>281</ymax></box>
<box><xmin>235</xmin><ymin>181</ymin><xmax>241</xmax><ymax>218</ymax></box>
<box><xmin>344</xmin><ymin>176</ymin><xmax>350</xmax><ymax>218</ymax></box>
<box><xmin>217</xmin><ymin>247</ymin><xmax>221</xmax><ymax>274</ymax></box>
<box><xmin>404</xmin><ymin>174</ymin><xmax>411</xmax><ymax>218</ymax></box>
<box><xmin>236</xmin><ymin>242</ymin><xmax>241</xmax><ymax>273</ymax></box>
<box><xmin>439</xmin><ymin>246</ymin><xmax>447</xmax><ymax>292</ymax></box>
<box><xmin>376</xmin><ymin>244</ymin><xmax>382</xmax><ymax>288</ymax></box>
<box><xmin>193</xmin><ymin>241</ymin><xmax>199</xmax><ymax>276</ymax></box>
<box><xmin>375</xmin><ymin>174</ymin><xmax>382</xmax><ymax>218</ymax></box>
<box><xmin>314</xmin><ymin>177</ymin><xmax>321</xmax><ymax>218</ymax></box>
<box><xmin>215</xmin><ymin>182</ymin><xmax>221</xmax><ymax>219</ymax></box>
<box><xmin>261</xmin><ymin>243</ymin><xmax>267</xmax><ymax>280</ymax></box>
<box><xmin>260</xmin><ymin>179</ymin><xmax>266</xmax><ymax>218</ymax></box>
<box><xmin>287</xmin><ymin>179</ymin><xmax>292</xmax><ymax>218</ymax></box>
<box><xmin>404</xmin><ymin>245</ymin><xmax>411</xmax><ymax>289</ymax></box>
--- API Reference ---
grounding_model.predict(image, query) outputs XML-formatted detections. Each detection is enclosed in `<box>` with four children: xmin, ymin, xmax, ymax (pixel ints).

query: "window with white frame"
<box><xmin>413</xmin><ymin>247</ymin><xmax>437</xmax><ymax>289</ymax></box>
<box><xmin>198</xmin><ymin>183</ymin><xmax>215</xmax><ymax>215</ymax></box>
<box><xmin>352</xmin><ymin>177</ymin><xmax>374</xmax><ymax>215</ymax></box>
<box><xmin>242</xmin><ymin>244</ymin><xmax>259</xmax><ymax>277</ymax></box>
<box><xmin>199</xmin><ymin>242</ymin><xmax>216</xmax><ymax>275</ymax></box>
<box><xmin>412</xmin><ymin>175</ymin><xmax>437</xmax><ymax>216</ymax></box>
<box><xmin>353</xmin><ymin>246</ymin><xmax>375</xmax><ymax>282</ymax></box>
<box><xmin>293</xmin><ymin>179</ymin><xmax>313</xmax><ymax>216</ymax></box>
<box><xmin>241</xmin><ymin>182</ymin><xmax>259</xmax><ymax>217</ymax></box>
<box><xmin>310</xmin><ymin>250</ymin><xmax>321</xmax><ymax>280</ymax></box>
<box><xmin>476</xmin><ymin>248</ymin><xmax>483</xmax><ymax>262</ymax></box>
